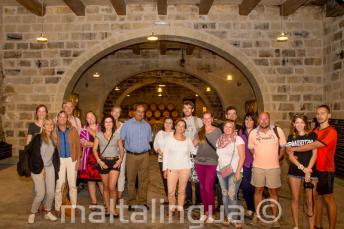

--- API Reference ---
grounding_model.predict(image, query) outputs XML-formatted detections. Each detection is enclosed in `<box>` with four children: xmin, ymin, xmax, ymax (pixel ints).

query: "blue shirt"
<box><xmin>58</xmin><ymin>128</ymin><xmax>71</xmax><ymax>158</ymax></box>
<box><xmin>120</xmin><ymin>118</ymin><xmax>152</xmax><ymax>153</ymax></box>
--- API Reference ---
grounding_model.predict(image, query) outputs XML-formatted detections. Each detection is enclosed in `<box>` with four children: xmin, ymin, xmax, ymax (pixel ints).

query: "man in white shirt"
<box><xmin>182</xmin><ymin>101</ymin><xmax>203</xmax><ymax>208</ymax></box>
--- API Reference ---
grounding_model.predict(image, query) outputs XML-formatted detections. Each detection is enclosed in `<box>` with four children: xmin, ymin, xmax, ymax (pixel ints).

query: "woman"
<box><xmin>238</xmin><ymin>113</ymin><xmax>257</xmax><ymax>218</ymax></box>
<box><xmin>26</xmin><ymin>104</ymin><xmax>48</xmax><ymax>144</ymax></box>
<box><xmin>216</xmin><ymin>121</ymin><xmax>245</xmax><ymax>228</ymax></box>
<box><xmin>153</xmin><ymin>117</ymin><xmax>174</xmax><ymax>202</ymax></box>
<box><xmin>93</xmin><ymin>115</ymin><xmax>124</xmax><ymax>217</ymax></box>
<box><xmin>79</xmin><ymin>111</ymin><xmax>104</xmax><ymax>209</ymax></box>
<box><xmin>286</xmin><ymin>114</ymin><xmax>317</xmax><ymax>229</ymax></box>
<box><xmin>162</xmin><ymin>119</ymin><xmax>195</xmax><ymax>215</ymax></box>
<box><xmin>194</xmin><ymin>112</ymin><xmax>222</xmax><ymax>223</ymax></box>
<box><xmin>111</xmin><ymin>106</ymin><xmax>125</xmax><ymax>200</ymax></box>
<box><xmin>27</xmin><ymin>118</ymin><xmax>60</xmax><ymax>224</ymax></box>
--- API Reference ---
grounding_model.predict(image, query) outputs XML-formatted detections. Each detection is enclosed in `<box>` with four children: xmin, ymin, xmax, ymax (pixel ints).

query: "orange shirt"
<box><xmin>313</xmin><ymin>126</ymin><xmax>337</xmax><ymax>172</ymax></box>
<box><xmin>248</xmin><ymin>126</ymin><xmax>286</xmax><ymax>169</ymax></box>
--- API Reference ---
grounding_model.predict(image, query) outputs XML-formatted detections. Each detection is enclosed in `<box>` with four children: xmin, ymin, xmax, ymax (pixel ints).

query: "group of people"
<box><xmin>24</xmin><ymin>100</ymin><xmax>337</xmax><ymax>229</ymax></box>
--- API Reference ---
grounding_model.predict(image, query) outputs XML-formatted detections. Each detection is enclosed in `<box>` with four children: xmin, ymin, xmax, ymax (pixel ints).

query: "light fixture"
<box><xmin>157</xmin><ymin>93</ymin><xmax>162</xmax><ymax>97</ymax></box>
<box><xmin>277</xmin><ymin>5</ymin><xmax>288</xmax><ymax>42</ymax></box>
<box><xmin>126</xmin><ymin>94</ymin><xmax>130</xmax><ymax>97</ymax></box>
<box><xmin>93</xmin><ymin>72</ymin><xmax>100</xmax><ymax>78</ymax></box>
<box><xmin>154</xmin><ymin>21</ymin><xmax>170</xmax><ymax>26</ymax></box>
<box><xmin>202</xmin><ymin>107</ymin><xmax>207</xmax><ymax>112</ymax></box>
<box><xmin>147</xmin><ymin>32</ymin><xmax>158</xmax><ymax>41</ymax></box>
<box><xmin>158</xmin><ymin>84</ymin><xmax>166</xmax><ymax>87</ymax></box>
<box><xmin>36</xmin><ymin>0</ymin><xmax>47</xmax><ymax>42</ymax></box>
<box><xmin>195</xmin><ymin>94</ymin><xmax>199</xmax><ymax>97</ymax></box>
<box><xmin>227</xmin><ymin>75</ymin><xmax>233</xmax><ymax>81</ymax></box>
<box><xmin>157</xmin><ymin>87</ymin><xmax>163</xmax><ymax>93</ymax></box>
<box><xmin>206</xmin><ymin>87</ymin><xmax>211</xmax><ymax>92</ymax></box>
<box><xmin>114</xmin><ymin>86</ymin><xmax>120</xmax><ymax>91</ymax></box>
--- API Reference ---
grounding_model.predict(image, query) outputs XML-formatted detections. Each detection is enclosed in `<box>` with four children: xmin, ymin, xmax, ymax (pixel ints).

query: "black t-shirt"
<box><xmin>286</xmin><ymin>132</ymin><xmax>317</xmax><ymax>177</ymax></box>
<box><xmin>28</xmin><ymin>123</ymin><xmax>41</xmax><ymax>137</ymax></box>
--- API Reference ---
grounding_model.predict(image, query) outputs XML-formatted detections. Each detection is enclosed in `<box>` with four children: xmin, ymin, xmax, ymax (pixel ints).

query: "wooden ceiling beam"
<box><xmin>157</xmin><ymin>0</ymin><xmax>167</xmax><ymax>15</ymax></box>
<box><xmin>16</xmin><ymin>0</ymin><xmax>45</xmax><ymax>16</ymax></box>
<box><xmin>239</xmin><ymin>0</ymin><xmax>262</xmax><ymax>15</ymax></box>
<box><xmin>109</xmin><ymin>0</ymin><xmax>126</xmax><ymax>15</ymax></box>
<box><xmin>199</xmin><ymin>0</ymin><xmax>214</xmax><ymax>15</ymax></box>
<box><xmin>63</xmin><ymin>0</ymin><xmax>85</xmax><ymax>16</ymax></box>
<box><xmin>280</xmin><ymin>0</ymin><xmax>309</xmax><ymax>16</ymax></box>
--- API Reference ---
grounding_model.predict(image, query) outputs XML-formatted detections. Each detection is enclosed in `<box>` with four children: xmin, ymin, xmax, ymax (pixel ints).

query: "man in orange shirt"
<box><xmin>287</xmin><ymin>105</ymin><xmax>337</xmax><ymax>229</ymax></box>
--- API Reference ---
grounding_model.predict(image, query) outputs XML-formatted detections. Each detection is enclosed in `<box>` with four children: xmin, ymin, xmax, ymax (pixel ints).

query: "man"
<box><xmin>54</xmin><ymin>111</ymin><xmax>82</xmax><ymax>215</ymax></box>
<box><xmin>119</xmin><ymin>104</ymin><xmax>152</xmax><ymax>210</ymax></box>
<box><xmin>63</xmin><ymin>101</ymin><xmax>82</xmax><ymax>134</ymax></box>
<box><xmin>182</xmin><ymin>100</ymin><xmax>203</xmax><ymax>208</ymax></box>
<box><xmin>111</xmin><ymin>106</ymin><xmax>126</xmax><ymax>200</ymax></box>
<box><xmin>224</xmin><ymin>106</ymin><xmax>241</xmax><ymax>132</ymax></box>
<box><xmin>248</xmin><ymin>112</ymin><xmax>286</xmax><ymax>227</ymax></box>
<box><xmin>287</xmin><ymin>105</ymin><xmax>337</xmax><ymax>229</ymax></box>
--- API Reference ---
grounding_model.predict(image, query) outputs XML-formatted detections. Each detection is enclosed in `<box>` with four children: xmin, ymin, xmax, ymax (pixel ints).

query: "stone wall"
<box><xmin>1</xmin><ymin>4</ymin><xmax>327</xmax><ymax>154</ymax></box>
<box><xmin>0</xmin><ymin>5</ymin><xmax>4</xmax><ymax>141</ymax></box>
<box><xmin>324</xmin><ymin>15</ymin><xmax>344</xmax><ymax>118</ymax></box>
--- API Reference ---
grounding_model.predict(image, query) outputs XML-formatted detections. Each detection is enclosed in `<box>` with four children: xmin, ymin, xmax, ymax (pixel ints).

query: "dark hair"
<box><xmin>225</xmin><ymin>106</ymin><xmax>237</xmax><ymax>113</ymax></box>
<box><xmin>289</xmin><ymin>113</ymin><xmax>310</xmax><ymax>138</ymax></box>
<box><xmin>85</xmin><ymin>111</ymin><xmax>98</xmax><ymax>127</ymax></box>
<box><xmin>241</xmin><ymin>112</ymin><xmax>257</xmax><ymax>134</ymax></box>
<box><xmin>57</xmin><ymin>110</ymin><xmax>72</xmax><ymax>128</ymax></box>
<box><xmin>134</xmin><ymin>104</ymin><xmax>145</xmax><ymax>112</ymax></box>
<box><xmin>35</xmin><ymin>104</ymin><xmax>48</xmax><ymax>120</ymax></box>
<box><xmin>317</xmin><ymin>104</ymin><xmax>331</xmax><ymax>113</ymax></box>
<box><xmin>100</xmin><ymin>115</ymin><xmax>116</xmax><ymax>133</ymax></box>
<box><xmin>174</xmin><ymin>119</ymin><xmax>187</xmax><ymax>135</ymax></box>
<box><xmin>162</xmin><ymin>117</ymin><xmax>174</xmax><ymax>131</ymax></box>
<box><xmin>183</xmin><ymin>100</ymin><xmax>194</xmax><ymax>109</ymax></box>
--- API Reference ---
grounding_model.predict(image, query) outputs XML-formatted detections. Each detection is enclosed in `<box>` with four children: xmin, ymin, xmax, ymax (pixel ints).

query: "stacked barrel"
<box><xmin>127</xmin><ymin>103</ymin><xmax>180</xmax><ymax>121</ymax></box>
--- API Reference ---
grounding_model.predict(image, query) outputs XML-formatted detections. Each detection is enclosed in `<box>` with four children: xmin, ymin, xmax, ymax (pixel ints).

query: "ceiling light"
<box><xmin>206</xmin><ymin>87</ymin><xmax>211</xmax><ymax>92</ymax></box>
<box><xmin>114</xmin><ymin>86</ymin><xmax>120</xmax><ymax>91</ymax></box>
<box><xmin>158</xmin><ymin>93</ymin><xmax>162</xmax><ymax>97</ymax></box>
<box><xmin>227</xmin><ymin>75</ymin><xmax>233</xmax><ymax>81</ymax></box>
<box><xmin>195</xmin><ymin>94</ymin><xmax>199</xmax><ymax>97</ymax></box>
<box><xmin>93</xmin><ymin>72</ymin><xmax>100</xmax><ymax>78</ymax></box>
<box><xmin>158</xmin><ymin>84</ymin><xmax>166</xmax><ymax>87</ymax></box>
<box><xmin>154</xmin><ymin>21</ymin><xmax>169</xmax><ymax>26</ymax></box>
<box><xmin>36</xmin><ymin>32</ymin><xmax>48</xmax><ymax>42</ymax></box>
<box><xmin>126</xmin><ymin>94</ymin><xmax>130</xmax><ymax>97</ymax></box>
<box><xmin>157</xmin><ymin>87</ymin><xmax>163</xmax><ymax>93</ymax></box>
<box><xmin>147</xmin><ymin>32</ymin><xmax>158</xmax><ymax>41</ymax></box>
<box><xmin>277</xmin><ymin>32</ymin><xmax>288</xmax><ymax>42</ymax></box>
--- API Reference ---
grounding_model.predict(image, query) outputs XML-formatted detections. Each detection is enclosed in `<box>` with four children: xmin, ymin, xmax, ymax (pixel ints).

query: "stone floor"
<box><xmin>0</xmin><ymin>155</ymin><xmax>344</xmax><ymax>229</ymax></box>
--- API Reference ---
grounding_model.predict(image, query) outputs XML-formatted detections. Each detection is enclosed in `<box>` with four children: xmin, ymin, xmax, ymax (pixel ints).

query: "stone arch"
<box><xmin>55</xmin><ymin>26</ymin><xmax>270</xmax><ymax>113</ymax></box>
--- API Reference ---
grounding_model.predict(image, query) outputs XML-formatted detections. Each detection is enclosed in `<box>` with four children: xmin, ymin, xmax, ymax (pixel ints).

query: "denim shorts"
<box><xmin>288</xmin><ymin>174</ymin><xmax>318</xmax><ymax>182</ymax></box>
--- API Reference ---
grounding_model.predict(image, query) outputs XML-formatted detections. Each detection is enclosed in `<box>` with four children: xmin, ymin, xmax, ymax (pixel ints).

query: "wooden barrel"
<box><xmin>154</xmin><ymin>110</ymin><xmax>161</xmax><ymax>119</ymax></box>
<box><xmin>171</xmin><ymin>110</ymin><xmax>179</xmax><ymax>119</ymax></box>
<box><xmin>162</xmin><ymin>110</ymin><xmax>170</xmax><ymax>118</ymax></box>
<box><xmin>150</xmin><ymin>103</ymin><xmax>157</xmax><ymax>111</ymax></box>
<box><xmin>143</xmin><ymin>103</ymin><xmax>148</xmax><ymax>111</ymax></box>
<box><xmin>167</xmin><ymin>103</ymin><xmax>175</xmax><ymax>111</ymax></box>
<box><xmin>158</xmin><ymin>103</ymin><xmax>165</xmax><ymax>111</ymax></box>
<box><xmin>146</xmin><ymin>110</ymin><xmax>153</xmax><ymax>118</ymax></box>
<box><xmin>128</xmin><ymin>110</ymin><xmax>134</xmax><ymax>118</ymax></box>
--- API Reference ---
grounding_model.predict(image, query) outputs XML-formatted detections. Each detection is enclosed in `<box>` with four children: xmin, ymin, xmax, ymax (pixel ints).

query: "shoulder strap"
<box><xmin>99</xmin><ymin>133</ymin><xmax>114</xmax><ymax>156</ymax></box>
<box><xmin>273</xmin><ymin>126</ymin><xmax>280</xmax><ymax>140</ymax></box>
<box><xmin>193</xmin><ymin>116</ymin><xmax>199</xmax><ymax>131</ymax></box>
<box><xmin>205</xmin><ymin>137</ymin><xmax>216</xmax><ymax>151</ymax></box>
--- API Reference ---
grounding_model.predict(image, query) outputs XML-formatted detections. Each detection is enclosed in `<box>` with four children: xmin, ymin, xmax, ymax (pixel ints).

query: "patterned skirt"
<box><xmin>79</xmin><ymin>152</ymin><xmax>101</xmax><ymax>181</ymax></box>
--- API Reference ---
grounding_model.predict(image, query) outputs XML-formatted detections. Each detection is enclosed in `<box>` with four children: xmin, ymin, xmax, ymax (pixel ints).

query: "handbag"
<box><xmin>17</xmin><ymin>144</ymin><xmax>31</xmax><ymax>177</ymax></box>
<box><xmin>94</xmin><ymin>133</ymin><xmax>113</xmax><ymax>170</ymax></box>
<box><xmin>219</xmin><ymin>138</ymin><xmax>236</xmax><ymax>178</ymax></box>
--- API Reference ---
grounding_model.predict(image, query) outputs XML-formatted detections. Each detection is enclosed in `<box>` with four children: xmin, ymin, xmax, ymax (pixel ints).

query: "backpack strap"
<box><xmin>193</xmin><ymin>116</ymin><xmax>199</xmax><ymax>131</ymax></box>
<box><xmin>273</xmin><ymin>126</ymin><xmax>280</xmax><ymax>140</ymax></box>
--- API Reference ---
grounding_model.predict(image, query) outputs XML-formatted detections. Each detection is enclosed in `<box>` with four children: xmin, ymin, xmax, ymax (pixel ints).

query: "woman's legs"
<box><xmin>100</xmin><ymin>174</ymin><xmax>110</xmax><ymax>213</ymax></box>
<box><xmin>195</xmin><ymin>164</ymin><xmax>207</xmax><ymax>213</ymax></box>
<box><xmin>217</xmin><ymin>174</ymin><xmax>229</xmax><ymax>219</ymax></box>
<box><xmin>227</xmin><ymin>174</ymin><xmax>242</xmax><ymax>223</ymax></box>
<box><xmin>88</xmin><ymin>181</ymin><xmax>97</xmax><ymax>204</ymax></box>
<box><xmin>167</xmin><ymin>170</ymin><xmax>179</xmax><ymax>211</ymax></box>
<box><xmin>203</xmin><ymin>165</ymin><xmax>217</xmax><ymax>215</ymax></box>
<box><xmin>159</xmin><ymin>162</ymin><xmax>168</xmax><ymax>198</ymax></box>
<box><xmin>108</xmin><ymin>170</ymin><xmax>120</xmax><ymax>214</ymax></box>
<box><xmin>306</xmin><ymin>180</ymin><xmax>318</xmax><ymax>229</ymax></box>
<box><xmin>241</xmin><ymin>166</ymin><xmax>255</xmax><ymax>212</ymax></box>
<box><xmin>31</xmin><ymin>173</ymin><xmax>46</xmax><ymax>214</ymax></box>
<box><xmin>43</xmin><ymin>166</ymin><xmax>55</xmax><ymax>212</ymax></box>
<box><xmin>177</xmin><ymin>169</ymin><xmax>191</xmax><ymax>211</ymax></box>
<box><xmin>289</xmin><ymin>176</ymin><xmax>302</xmax><ymax>228</ymax></box>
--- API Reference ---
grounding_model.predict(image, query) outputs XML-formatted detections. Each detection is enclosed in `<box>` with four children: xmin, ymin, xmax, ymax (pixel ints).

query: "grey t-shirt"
<box><xmin>96</xmin><ymin>132</ymin><xmax>120</xmax><ymax>158</ymax></box>
<box><xmin>40</xmin><ymin>139</ymin><xmax>54</xmax><ymax>167</ymax></box>
<box><xmin>195</xmin><ymin>127</ymin><xmax>222</xmax><ymax>165</ymax></box>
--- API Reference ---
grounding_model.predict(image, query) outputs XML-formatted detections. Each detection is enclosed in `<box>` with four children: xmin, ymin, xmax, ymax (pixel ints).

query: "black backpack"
<box><xmin>17</xmin><ymin>144</ymin><xmax>31</xmax><ymax>177</ymax></box>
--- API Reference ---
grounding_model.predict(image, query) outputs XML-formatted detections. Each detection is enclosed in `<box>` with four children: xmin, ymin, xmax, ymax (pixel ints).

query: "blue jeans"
<box><xmin>217</xmin><ymin>172</ymin><xmax>242</xmax><ymax>221</ymax></box>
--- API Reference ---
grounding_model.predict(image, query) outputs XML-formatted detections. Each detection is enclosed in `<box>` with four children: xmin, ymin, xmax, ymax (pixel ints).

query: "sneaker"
<box><xmin>199</xmin><ymin>214</ymin><xmax>207</xmax><ymax>222</ymax></box>
<box><xmin>206</xmin><ymin>216</ymin><xmax>215</xmax><ymax>224</ymax></box>
<box><xmin>44</xmin><ymin>212</ymin><xmax>57</xmax><ymax>222</ymax></box>
<box><xmin>271</xmin><ymin>221</ymin><xmax>281</xmax><ymax>228</ymax></box>
<box><xmin>250</xmin><ymin>213</ymin><xmax>258</xmax><ymax>225</ymax></box>
<box><xmin>28</xmin><ymin>214</ymin><xmax>35</xmax><ymax>224</ymax></box>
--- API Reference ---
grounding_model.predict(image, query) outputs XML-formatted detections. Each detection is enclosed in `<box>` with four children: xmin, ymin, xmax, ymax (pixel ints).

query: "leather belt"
<box><xmin>126</xmin><ymin>151</ymin><xmax>149</xmax><ymax>155</ymax></box>
<box><xmin>101</xmin><ymin>157</ymin><xmax>118</xmax><ymax>160</ymax></box>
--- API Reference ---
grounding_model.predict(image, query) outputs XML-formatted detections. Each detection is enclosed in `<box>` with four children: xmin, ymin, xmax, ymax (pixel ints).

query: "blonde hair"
<box><xmin>289</xmin><ymin>114</ymin><xmax>310</xmax><ymax>138</ymax></box>
<box><xmin>41</xmin><ymin>118</ymin><xmax>56</xmax><ymax>147</ymax></box>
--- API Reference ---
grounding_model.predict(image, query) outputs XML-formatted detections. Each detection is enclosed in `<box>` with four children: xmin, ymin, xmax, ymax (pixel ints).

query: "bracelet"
<box><xmin>297</xmin><ymin>164</ymin><xmax>305</xmax><ymax>170</ymax></box>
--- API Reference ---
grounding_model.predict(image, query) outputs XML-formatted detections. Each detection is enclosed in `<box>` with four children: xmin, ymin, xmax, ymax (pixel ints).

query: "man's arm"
<box><xmin>286</xmin><ymin>140</ymin><xmax>325</xmax><ymax>154</ymax></box>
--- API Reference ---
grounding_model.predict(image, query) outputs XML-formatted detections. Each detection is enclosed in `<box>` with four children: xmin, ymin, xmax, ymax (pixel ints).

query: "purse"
<box><xmin>94</xmin><ymin>133</ymin><xmax>113</xmax><ymax>170</ymax></box>
<box><xmin>219</xmin><ymin>138</ymin><xmax>236</xmax><ymax>178</ymax></box>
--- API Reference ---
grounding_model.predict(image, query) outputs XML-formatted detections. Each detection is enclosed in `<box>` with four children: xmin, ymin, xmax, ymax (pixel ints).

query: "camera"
<box><xmin>304</xmin><ymin>181</ymin><xmax>314</xmax><ymax>189</ymax></box>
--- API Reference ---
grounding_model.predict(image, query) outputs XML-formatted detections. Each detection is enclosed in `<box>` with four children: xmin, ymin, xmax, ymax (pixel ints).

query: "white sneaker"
<box><xmin>28</xmin><ymin>214</ymin><xmax>35</xmax><ymax>224</ymax></box>
<box><xmin>206</xmin><ymin>216</ymin><xmax>215</xmax><ymax>223</ymax></box>
<box><xmin>199</xmin><ymin>214</ymin><xmax>207</xmax><ymax>222</ymax></box>
<box><xmin>44</xmin><ymin>212</ymin><xmax>57</xmax><ymax>222</ymax></box>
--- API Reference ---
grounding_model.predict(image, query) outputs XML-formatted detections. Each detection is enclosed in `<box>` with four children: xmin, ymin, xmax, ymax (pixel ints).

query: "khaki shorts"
<box><xmin>251</xmin><ymin>167</ymin><xmax>281</xmax><ymax>189</ymax></box>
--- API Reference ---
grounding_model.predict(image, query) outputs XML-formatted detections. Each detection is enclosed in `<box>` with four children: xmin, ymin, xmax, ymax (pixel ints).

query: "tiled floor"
<box><xmin>0</xmin><ymin>155</ymin><xmax>343</xmax><ymax>228</ymax></box>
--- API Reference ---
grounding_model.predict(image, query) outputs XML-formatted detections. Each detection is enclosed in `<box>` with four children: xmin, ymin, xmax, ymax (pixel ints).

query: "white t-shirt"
<box><xmin>216</xmin><ymin>136</ymin><xmax>245</xmax><ymax>172</ymax></box>
<box><xmin>153</xmin><ymin>130</ymin><xmax>174</xmax><ymax>162</ymax></box>
<box><xmin>183</xmin><ymin>116</ymin><xmax>203</xmax><ymax>140</ymax></box>
<box><xmin>162</xmin><ymin>136</ymin><xmax>195</xmax><ymax>171</ymax></box>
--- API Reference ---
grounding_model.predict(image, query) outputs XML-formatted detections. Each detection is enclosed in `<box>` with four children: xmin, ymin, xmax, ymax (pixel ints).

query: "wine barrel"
<box><xmin>158</xmin><ymin>103</ymin><xmax>165</xmax><ymax>111</ymax></box>
<box><xmin>128</xmin><ymin>110</ymin><xmax>134</xmax><ymax>118</ymax></box>
<box><xmin>154</xmin><ymin>110</ymin><xmax>161</xmax><ymax>119</ymax></box>
<box><xmin>167</xmin><ymin>103</ymin><xmax>175</xmax><ymax>111</ymax></box>
<box><xmin>143</xmin><ymin>103</ymin><xmax>148</xmax><ymax>111</ymax></box>
<box><xmin>146</xmin><ymin>110</ymin><xmax>153</xmax><ymax>118</ymax></box>
<box><xmin>171</xmin><ymin>110</ymin><xmax>179</xmax><ymax>119</ymax></box>
<box><xmin>150</xmin><ymin>103</ymin><xmax>157</xmax><ymax>111</ymax></box>
<box><xmin>162</xmin><ymin>110</ymin><xmax>170</xmax><ymax>118</ymax></box>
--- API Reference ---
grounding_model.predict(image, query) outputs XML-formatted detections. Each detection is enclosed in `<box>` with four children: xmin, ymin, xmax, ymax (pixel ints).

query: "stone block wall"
<box><xmin>324</xmin><ymin>15</ymin><xmax>344</xmax><ymax>118</ymax></box>
<box><xmin>0</xmin><ymin>4</ymin><xmax>328</xmax><ymax>154</ymax></box>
